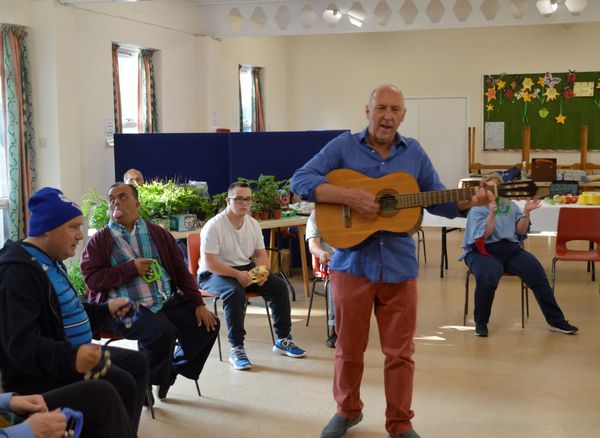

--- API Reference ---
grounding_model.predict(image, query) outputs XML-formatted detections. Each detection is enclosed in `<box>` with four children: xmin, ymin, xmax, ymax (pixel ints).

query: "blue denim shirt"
<box><xmin>459</xmin><ymin>201</ymin><xmax>528</xmax><ymax>261</ymax></box>
<box><xmin>291</xmin><ymin>128</ymin><xmax>462</xmax><ymax>283</ymax></box>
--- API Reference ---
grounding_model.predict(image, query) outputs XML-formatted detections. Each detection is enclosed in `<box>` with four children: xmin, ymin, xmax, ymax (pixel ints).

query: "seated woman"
<box><xmin>460</xmin><ymin>173</ymin><xmax>578</xmax><ymax>337</ymax></box>
<box><xmin>305</xmin><ymin>210</ymin><xmax>337</xmax><ymax>348</ymax></box>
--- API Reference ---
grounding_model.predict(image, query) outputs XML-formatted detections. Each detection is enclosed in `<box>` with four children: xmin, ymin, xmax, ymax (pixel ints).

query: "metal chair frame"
<box><xmin>464</xmin><ymin>270</ymin><xmax>530</xmax><ymax>328</ymax></box>
<box><xmin>305</xmin><ymin>255</ymin><xmax>332</xmax><ymax>338</ymax></box>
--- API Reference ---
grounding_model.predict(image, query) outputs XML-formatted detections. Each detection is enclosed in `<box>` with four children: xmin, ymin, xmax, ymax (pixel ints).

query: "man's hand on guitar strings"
<box><xmin>347</xmin><ymin>187</ymin><xmax>379</xmax><ymax>219</ymax></box>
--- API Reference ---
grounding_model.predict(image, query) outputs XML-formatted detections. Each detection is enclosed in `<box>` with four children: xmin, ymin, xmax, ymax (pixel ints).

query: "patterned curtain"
<box><xmin>111</xmin><ymin>43</ymin><xmax>123</xmax><ymax>134</ymax></box>
<box><xmin>138</xmin><ymin>49</ymin><xmax>158</xmax><ymax>133</ymax></box>
<box><xmin>0</xmin><ymin>25</ymin><xmax>36</xmax><ymax>240</ymax></box>
<box><xmin>251</xmin><ymin>67</ymin><xmax>265</xmax><ymax>132</ymax></box>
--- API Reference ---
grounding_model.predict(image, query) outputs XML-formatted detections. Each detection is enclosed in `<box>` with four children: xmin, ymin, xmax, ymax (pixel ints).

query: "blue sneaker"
<box><xmin>229</xmin><ymin>345</ymin><xmax>252</xmax><ymax>370</ymax></box>
<box><xmin>273</xmin><ymin>336</ymin><xmax>306</xmax><ymax>358</ymax></box>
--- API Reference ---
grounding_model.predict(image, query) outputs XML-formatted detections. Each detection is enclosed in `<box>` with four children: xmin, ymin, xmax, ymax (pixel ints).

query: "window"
<box><xmin>0</xmin><ymin>71</ymin><xmax>8</xmax><ymax>243</ymax></box>
<box><xmin>239</xmin><ymin>64</ymin><xmax>265</xmax><ymax>132</ymax></box>
<box><xmin>118</xmin><ymin>47</ymin><xmax>140</xmax><ymax>133</ymax></box>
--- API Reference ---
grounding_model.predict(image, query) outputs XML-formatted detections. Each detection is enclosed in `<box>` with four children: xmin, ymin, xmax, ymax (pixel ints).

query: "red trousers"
<box><xmin>330</xmin><ymin>271</ymin><xmax>417</xmax><ymax>436</ymax></box>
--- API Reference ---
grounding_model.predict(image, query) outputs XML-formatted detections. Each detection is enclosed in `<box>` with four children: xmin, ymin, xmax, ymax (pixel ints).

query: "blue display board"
<box><xmin>114</xmin><ymin>130</ymin><xmax>346</xmax><ymax>195</ymax></box>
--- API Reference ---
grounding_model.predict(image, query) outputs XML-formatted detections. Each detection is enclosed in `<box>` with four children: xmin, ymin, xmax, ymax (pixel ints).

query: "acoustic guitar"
<box><xmin>315</xmin><ymin>169</ymin><xmax>538</xmax><ymax>249</ymax></box>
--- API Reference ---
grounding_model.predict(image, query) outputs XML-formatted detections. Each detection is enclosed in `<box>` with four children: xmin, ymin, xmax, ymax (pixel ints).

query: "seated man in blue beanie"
<box><xmin>81</xmin><ymin>182</ymin><xmax>219</xmax><ymax>401</ymax></box>
<box><xmin>0</xmin><ymin>187</ymin><xmax>149</xmax><ymax>433</ymax></box>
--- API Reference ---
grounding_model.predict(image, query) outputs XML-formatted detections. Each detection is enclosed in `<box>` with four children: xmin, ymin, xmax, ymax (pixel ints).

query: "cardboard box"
<box><xmin>269</xmin><ymin>248</ymin><xmax>291</xmax><ymax>277</ymax></box>
<box><xmin>169</xmin><ymin>214</ymin><xmax>197</xmax><ymax>232</ymax></box>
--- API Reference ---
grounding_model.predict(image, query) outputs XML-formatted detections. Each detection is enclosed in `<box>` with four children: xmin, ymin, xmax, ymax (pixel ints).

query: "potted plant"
<box><xmin>240</xmin><ymin>175</ymin><xmax>289</xmax><ymax>219</ymax></box>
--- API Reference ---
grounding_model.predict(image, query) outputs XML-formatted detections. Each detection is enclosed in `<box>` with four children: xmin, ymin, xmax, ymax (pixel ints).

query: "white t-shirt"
<box><xmin>199</xmin><ymin>210</ymin><xmax>265</xmax><ymax>273</ymax></box>
<box><xmin>305</xmin><ymin>210</ymin><xmax>335</xmax><ymax>254</ymax></box>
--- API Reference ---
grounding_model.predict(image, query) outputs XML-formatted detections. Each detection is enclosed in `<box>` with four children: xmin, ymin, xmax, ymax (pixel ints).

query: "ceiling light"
<box><xmin>565</xmin><ymin>0</ymin><xmax>587</xmax><ymax>16</ymax></box>
<box><xmin>536</xmin><ymin>0</ymin><xmax>558</xmax><ymax>17</ymax></box>
<box><xmin>347</xmin><ymin>11</ymin><xmax>364</xmax><ymax>27</ymax></box>
<box><xmin>323</xmin><ymin>4</ymin><xmax>343</xmax><ymax>26</ymax></box>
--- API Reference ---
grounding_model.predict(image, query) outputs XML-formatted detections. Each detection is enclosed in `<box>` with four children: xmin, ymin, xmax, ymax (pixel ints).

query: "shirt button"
<box><xmin>379</xmin><ymin>241</ymin><xmax>384</xmax><ymax>246</ymax></box>
<box><xmin>381</xmin><ymin>162</ymin><xmax>385</xmax><ymax>165</ymax></box>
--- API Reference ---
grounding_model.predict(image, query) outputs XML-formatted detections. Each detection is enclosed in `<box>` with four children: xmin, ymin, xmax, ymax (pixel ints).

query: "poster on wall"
<box><xmin>484</xmin><ymin>122</ymin><xmax>505</xmax><ymax>149</ymax></box>
<box><xmin>482</xmin><ymin>70</ymin><xmax>600</xmax><ymax>151</ymax></box>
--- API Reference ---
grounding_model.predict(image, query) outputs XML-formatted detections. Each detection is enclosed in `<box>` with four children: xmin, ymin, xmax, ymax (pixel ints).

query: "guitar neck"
<box><xmin>396</xmin><ymin>187</ymin><xmax>474</xmax><ymax>208</ymax></box>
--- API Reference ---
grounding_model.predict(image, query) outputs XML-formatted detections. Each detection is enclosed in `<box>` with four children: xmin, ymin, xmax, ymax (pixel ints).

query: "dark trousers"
<box><xmin>464</xmin><ymin>240</ymin><xmax>566</xmax><ymax>325</ymax></box>
<box><xmin>44</xmin><ymin>380</ymin><xmax>136</xmax><ymax>438</ymax></box>
<box><xmin>109</xmin><ymin>294</ymin><xmax>219</xmax><ymax>386</ymax></box>
<box><xmin>101</xmin><ymin>345</ymin><xmax>148</xmax><ymax>432</ymax></box>
<box><xmin>199</xmin><ymin>268</ymin><xmax>291</xmax><ymax>347</ymax></box>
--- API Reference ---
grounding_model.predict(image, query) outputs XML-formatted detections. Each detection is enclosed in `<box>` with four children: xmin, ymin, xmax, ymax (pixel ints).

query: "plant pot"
<box><xmin>272</xmin><ymin>209</ymin><xmax>282</xmax><ymax>219</ymax></box>
<box><xmin>251</xmin><ymin>212</ymin><xmax>261</xmax><ymax>220</ymax></box>
<box><xmin>260</xmin><ymin>211</ymin><xmax>270</xmax><ymax>220</ymax></box>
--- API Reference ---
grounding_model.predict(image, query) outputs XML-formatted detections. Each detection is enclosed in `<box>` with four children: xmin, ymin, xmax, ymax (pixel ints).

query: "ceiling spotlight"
<box><xmin>565</xmin><ymin>0</ymin><xmax>587</xmax><ymax>16</ymax></box>
<box><xmin>536</xmin><ymin>0</ymin><xmax>558</xmax><ymax>17</ymax></box>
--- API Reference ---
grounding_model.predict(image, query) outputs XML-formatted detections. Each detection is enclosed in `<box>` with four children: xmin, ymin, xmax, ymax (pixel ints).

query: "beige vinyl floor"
<box><xmin>129</xmin><ymin>228</ymin><xmax>600</xmax><ymax>438</ymax></box>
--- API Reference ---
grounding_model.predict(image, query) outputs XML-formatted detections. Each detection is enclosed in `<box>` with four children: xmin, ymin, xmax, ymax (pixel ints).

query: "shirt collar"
<box><xmin>109</xmin><ymin>217</ymin><xmax>142</xmax><ymax>234</ymax></box>
<box><xmin>358</xmin><ymin>127</ymin><xmax>406</xmax><ymax>154</ymax></box>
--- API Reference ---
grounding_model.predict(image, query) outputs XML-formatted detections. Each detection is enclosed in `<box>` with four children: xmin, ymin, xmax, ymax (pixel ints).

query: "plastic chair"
<box><xmin>464</xmin><ymin>270</ymin><xmax>529</xmax><ymax>328</ymax></box>
<box><xmin>551</xmin><ymin>207</ymin><xmax>600</xmax><ymax>292</ymax></box>
<box><xmin>186</xmin><ymin>232</ymin><xmax>275</xmax><ymax>362</ymax></box>
<box><xmin>305</xmin><ymin>255</ymin><xmax>332</xmax><ymax>338</ymax></box>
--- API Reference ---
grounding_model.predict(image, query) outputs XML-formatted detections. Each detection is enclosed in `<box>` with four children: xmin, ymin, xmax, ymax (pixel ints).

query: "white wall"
<box><xmin>210</xmin><ymin>36</ymin><xmax>289</xmax><ymax>132</ymax></box>
<box><xmin>0</xmin><ymin>0</ymin><xmax>31</xmax><ymax>26</ymax></box>
<box><xmin>24</xmin><ymin>0</ymin><xmax>210</xmax><ymax>202</ymax></box>
<box><xmin>283</xmin><ymin>24</ymin><xmax>600</xmax><ymax>169</ymax></box>
<box><xmin>4</xmin><ymin>0</ymin><xmax>600</xmax><ymax>209</ymax></box>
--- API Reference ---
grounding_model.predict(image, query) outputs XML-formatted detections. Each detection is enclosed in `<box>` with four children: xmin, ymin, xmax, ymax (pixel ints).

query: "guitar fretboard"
<box><xmin>394</xmin><ymin>188</ymin><xmax>475</xmax><ymax>209</ymax></box>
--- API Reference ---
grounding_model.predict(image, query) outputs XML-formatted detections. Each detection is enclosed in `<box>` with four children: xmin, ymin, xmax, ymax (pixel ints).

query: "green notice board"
<box><xmin>483</xmin><ymin>71</ymin><xmax>600</xmax><ymax>151</ymax></box>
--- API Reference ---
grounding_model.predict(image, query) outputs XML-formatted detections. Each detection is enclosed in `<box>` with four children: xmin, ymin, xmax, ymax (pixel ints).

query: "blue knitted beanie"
<box><xmin>28</xmin><ymin>187</ymin><xmax>83</xmax><ymax>236</ymax></box>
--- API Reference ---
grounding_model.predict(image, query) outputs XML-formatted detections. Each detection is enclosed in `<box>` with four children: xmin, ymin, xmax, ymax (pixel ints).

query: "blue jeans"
<box><xmin>464</xmin><ymin>240</ymin><xmax>566</xmax><ymax>325</ymax></box>
<box><xmin>327</xmin><ymin>282</ymin><xmax>336</xmax><ymax>328</ymax></box>
<box><xmin>199</xmin><ymin>265</ymin><xmax>292</xmax><ymax>347</ymax></box>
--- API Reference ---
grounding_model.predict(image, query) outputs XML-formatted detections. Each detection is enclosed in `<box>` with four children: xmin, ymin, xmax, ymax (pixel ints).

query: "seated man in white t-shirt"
<box><xmin>198</xmin><ymin>182</ymin><xmax>306</xmax><ymax>370</ymax></box>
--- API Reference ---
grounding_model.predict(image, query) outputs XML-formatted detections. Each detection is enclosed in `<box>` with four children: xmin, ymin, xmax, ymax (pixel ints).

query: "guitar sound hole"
<box><xmin>377</xmin><ymin>191</ymin><xmax>398</xmax><ymax>218</ymax></box>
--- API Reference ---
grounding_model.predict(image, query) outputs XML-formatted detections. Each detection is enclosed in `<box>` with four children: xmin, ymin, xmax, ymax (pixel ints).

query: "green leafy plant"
<box><xmin>240</xmin><ymin>175</ymin><xmax>289</xmax><ymax>213</ymax></box>
<box><xmin>210</xmin><ymin>192</ymin><xmax>228</xmax><ymax>216</ymax></box>
<box><xmin>82</xmin><ymin>181</ymin><xmax>224</xmax><ymax>228</ymax></box>
<box><xmin>67</xmin><ymin>262</ymin><xmax>87</xmax><ymax>296</ymax></box>
<box><xmin>81</xmin><ymin>189</ymin><xmax>109</xmax><ymax>229</ymax></box>
<box><xmin>137</xmin><ymin>180</ymin><xmax>205</xmax><ymax>219</ymax></box>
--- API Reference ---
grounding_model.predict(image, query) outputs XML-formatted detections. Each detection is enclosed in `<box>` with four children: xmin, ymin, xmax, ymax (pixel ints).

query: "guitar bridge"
<box><xmin>343</xmin><ymin>204</ymin><xmax>351</xmax><ymax>228</ymax></box>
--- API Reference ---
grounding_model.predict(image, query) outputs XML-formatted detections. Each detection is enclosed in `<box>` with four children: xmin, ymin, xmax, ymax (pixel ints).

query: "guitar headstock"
<box><xmin>497</xmin><ymin>180</ymin><xmax>538</xmax><ymax>199</ymax></box>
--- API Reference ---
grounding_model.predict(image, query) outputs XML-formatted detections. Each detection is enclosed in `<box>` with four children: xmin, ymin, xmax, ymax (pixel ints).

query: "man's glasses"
<box><xmin>229</xmin><ymin>196</ymin><xmax>253</xmax><ymax>204</ymax></box>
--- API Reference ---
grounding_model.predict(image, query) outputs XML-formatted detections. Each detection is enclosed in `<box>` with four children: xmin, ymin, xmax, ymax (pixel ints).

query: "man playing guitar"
<box><xmin>291</xmin><ymin>84</ymin><xmax>490</xmax><ymax>438</ymax></box>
